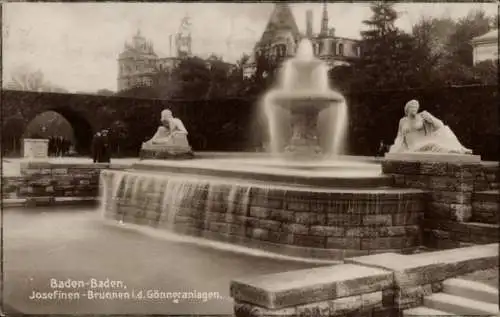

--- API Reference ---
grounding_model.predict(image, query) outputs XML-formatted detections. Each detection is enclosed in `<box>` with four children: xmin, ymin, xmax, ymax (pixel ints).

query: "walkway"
<box><xmin>3</xmin><ymin>207</ymin><xmax>323</xmax><ymax>314</ymax></box>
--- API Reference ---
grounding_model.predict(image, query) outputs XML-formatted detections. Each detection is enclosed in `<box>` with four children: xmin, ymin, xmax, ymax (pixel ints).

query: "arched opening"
<box><xmin>338</xmin><ymin>43</ymin><xmax>344</xmax><ymax>56</ymax></box>
<box><xmin>23</xmin><ymin>109</ymin><xmax>93</xmax><ymax>156</ymax></box>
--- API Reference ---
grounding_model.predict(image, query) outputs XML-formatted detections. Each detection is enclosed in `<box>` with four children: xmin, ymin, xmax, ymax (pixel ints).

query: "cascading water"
<box><xmin>261</xmin><ymin>38</ymin><xmax>348</xmax><ymax>158</ymax></box>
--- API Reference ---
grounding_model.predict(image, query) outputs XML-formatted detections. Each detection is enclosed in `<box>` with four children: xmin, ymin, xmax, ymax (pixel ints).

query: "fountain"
<box><xmin>263</xmin><ymin>38</ymin><xmax>347</xmax><ymax>157</ymax></box>
<box><xmin>100</xmin><ymin>39</ymin><xmax>427</xmax><ymax>261</ymax></box>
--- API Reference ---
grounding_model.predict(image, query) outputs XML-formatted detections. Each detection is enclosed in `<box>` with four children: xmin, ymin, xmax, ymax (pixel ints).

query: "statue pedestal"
<box><xmin>23</xmin><ymin>139</ymin><xmax>49</xmax><ymax>160</ymax></box>
<box><xmin>384</xmin><ymin>152</ymin><xmax>481</xmax><ymax>163</ymax></box>
<box><xmin>139</xmin><ymin>134</ymin><xmax>194</xmax><ymax>160</ymax></box>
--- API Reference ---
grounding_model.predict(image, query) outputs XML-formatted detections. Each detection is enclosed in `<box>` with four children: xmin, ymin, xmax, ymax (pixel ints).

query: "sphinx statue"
<box><xmin>388</xmin><ymin>100</ymin><xmax>472</xmax><ymax>155</ymax></box>
<box><xmin>140</xmin><ymin>109</ymin><xmax>194</xmax><ymax>159</ymax></box>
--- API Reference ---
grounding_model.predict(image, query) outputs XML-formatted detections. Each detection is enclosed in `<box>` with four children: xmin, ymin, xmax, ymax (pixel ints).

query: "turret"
<box><xmin>306</xmin><ymin>10</ymin><xmax>313</xmax><ymax>38</ymax></box>
<box><xmin>320</xmin><ymin>2</ymin><xmax>329</xmax><ymax>37</ymax></box>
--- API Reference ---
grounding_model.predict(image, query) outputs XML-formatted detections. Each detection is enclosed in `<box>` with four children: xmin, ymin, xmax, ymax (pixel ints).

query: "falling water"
<box><xmin>261</xmin><ymin>38</ymin><xmax>348</xmax><ymax>157</ymax></box>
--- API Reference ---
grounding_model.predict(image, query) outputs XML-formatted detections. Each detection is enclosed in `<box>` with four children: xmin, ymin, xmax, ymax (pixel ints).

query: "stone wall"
<box><xmin>2</xmin><ymin>162</ymin><xmax>121</xmax><ymax>207</ymax></box>
<box><xmin>101</xmin><ymin>170</ymin><xmax>427</xmax><ymax>260</ymax></box>
<box><xmin>231</xmin><ymin>243</ymin><xmax>498</xmax><ymax>316</ymax></box>
<box><xmin>382</xmin><ymin>158</ymin><xmax>499</xmax><ymax>248</ymax></box>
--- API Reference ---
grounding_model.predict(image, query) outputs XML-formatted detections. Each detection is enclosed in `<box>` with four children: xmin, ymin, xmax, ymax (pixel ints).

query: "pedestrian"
<box><xmin>91</xmin><ymin>132</ymin><xmax>102</xmax><ymax>163</ymax></box>
<box><xmin>377</xmin><ymin>140</ymin><xmax>388</xmax><ymax>157</ymax></box>
<box><xmin>100</xmin><ymin>129</ymin><xmax>111</xmax><ymax>163</ymax></box>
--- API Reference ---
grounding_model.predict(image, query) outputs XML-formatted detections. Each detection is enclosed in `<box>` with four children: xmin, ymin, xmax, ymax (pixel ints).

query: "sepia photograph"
<box><xmin>1</xmin><ymin>1</ymin><xmax>499</xmax><ymax>315</ymax></box>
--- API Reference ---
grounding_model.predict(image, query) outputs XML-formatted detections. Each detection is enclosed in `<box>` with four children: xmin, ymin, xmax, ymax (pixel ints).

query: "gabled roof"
<box><xmin>256</xmin><ymin>3</ymin><xmax>301</xmax><ymax>48</ymax></box>
<box><xmin>471</xmin><ymin>29</ymin><xmax>498</xmax><ymax>43</ymax></box>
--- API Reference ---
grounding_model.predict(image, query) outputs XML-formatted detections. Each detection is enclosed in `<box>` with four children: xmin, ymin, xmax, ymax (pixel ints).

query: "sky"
<box><xmin>3</xmin><ymin>2</ymin><xmax>498</xmax><ymax>93</ymax></box>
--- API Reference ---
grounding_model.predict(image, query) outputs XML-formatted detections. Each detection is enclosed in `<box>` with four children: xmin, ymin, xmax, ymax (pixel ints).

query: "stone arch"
<box><xmin>25</xmin><ymin>107</ymin><xmax>94</xmax><ymax>155</ymax></box>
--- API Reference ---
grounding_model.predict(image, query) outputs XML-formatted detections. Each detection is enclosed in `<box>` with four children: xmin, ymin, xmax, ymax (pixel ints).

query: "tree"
<box><xmin>205</xmin><ymin>54</ymin><xmax>232</xmax><ymax>99</ymax></box>
<box><xmin>350</xmin><ymin>2</ymin><xmax>416</xmax><ymax>89</ymax></box>
<box><xmin>170</xmin><ymin>57</ymin><xmax>211</xmax><ymax>99</ymax></box>
<box><xmin>446</xmin><ymin>9</ymin><xmax>492</xmax><ymax>67</ymax></box>
<box><xmin>473</xmin><ymin>59</ymin><xmax>498</xmax><ymax>85</ymax></box>
<box><xmin>5</xmin><ymin>66</ymin><xmax>67</xmax><ymax>92</ymax></box>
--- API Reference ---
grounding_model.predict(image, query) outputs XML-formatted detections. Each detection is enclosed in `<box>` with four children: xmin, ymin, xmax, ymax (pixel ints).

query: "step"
<box><xmin>423</xmin><ymin>292</ymin><xmax>499</xmax><ymax>316</ymax></box>
<box><xmin>403</xmin><ymin>306</ymin><xmax>454</xmax><ymax>316</ymax></box>
<box><xmin>443</xmin><ymin>278</ymin><xmax>499</xmax><ymax>305</ymax></box>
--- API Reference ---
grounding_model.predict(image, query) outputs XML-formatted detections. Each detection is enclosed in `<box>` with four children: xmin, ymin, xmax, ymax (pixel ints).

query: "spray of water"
<box><xmin>261</xmin><ymin>38</ymin><xmax>348</xmax><ymax>157</ymax></box>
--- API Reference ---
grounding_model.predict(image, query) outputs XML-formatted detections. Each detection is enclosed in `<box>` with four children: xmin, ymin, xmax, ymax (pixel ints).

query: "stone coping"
<box><xmin>346</xmin><ymin>243</ymin><xmax>498</xmax><ymax>270</ymax></box>
<box><xmin>230</xmin><ymin>243</ymin><xmax>499</xmax><ymax>309</ymax></box>
<box><xmin>384</xmin><ymin>152</ymin><xmax>481</xmax><ymax>163</ymax></box>
<box><xmin>108</xmin><ymin>169</ymin><xmax>426</xmax><ymax>198</ymax></box>
<box><xmin>230</xmin><ymin>264</ymin><xmax>392</xmax><ymax>309</ymax></box>
<box><xmin>2</xmin><ymin>197</ymin><xmax>98</xmax><ymax>208</ymax></box>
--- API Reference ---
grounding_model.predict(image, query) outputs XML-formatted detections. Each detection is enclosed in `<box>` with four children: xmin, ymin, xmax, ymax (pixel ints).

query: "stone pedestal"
<box><xmin>139</xmin><ymin>134</ymin><xmax>194</xmax><ymax>160</ymax></box>
<box><xmin>23</xmin><ymin>139</ymin><xmax>49</xmax><ymax>159</ymax></box>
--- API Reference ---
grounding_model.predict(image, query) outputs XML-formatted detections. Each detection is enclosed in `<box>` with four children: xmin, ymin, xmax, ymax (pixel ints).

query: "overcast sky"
<box><xmin>3</xmin><ymin>2</ymin><xmax>497</xmax><ymax>93</ymax></box>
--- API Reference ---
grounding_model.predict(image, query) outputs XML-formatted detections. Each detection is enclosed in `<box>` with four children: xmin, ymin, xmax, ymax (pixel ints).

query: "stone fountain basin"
<box><xmin>268</xmin><ymin>92</ymin><xmax>344</xmax><ymax>111</ymax></box>
<box><xmin>130</xmin><ymin>158</ymin><xmax>392</xmax><ymax>188</ymax></box>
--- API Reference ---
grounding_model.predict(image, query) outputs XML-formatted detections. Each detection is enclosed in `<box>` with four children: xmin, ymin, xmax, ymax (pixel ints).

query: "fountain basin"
<box><xmin>131</xmin><ymin>158</ymin><xmax>392</xmax><ymax>188</ymax></box>
<box><xmin>101</xmin><ymin>159</ymin><xmax>428</xmax><ymax>261</ymax></box>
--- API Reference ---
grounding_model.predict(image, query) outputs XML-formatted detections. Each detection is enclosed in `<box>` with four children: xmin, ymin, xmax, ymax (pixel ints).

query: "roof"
<box><xmin>471</xmin><ymin>29</ymin><xmax>498</xmax><ymax>43</ymax></box>
<box><xmin>256</xmin><ymin>4</ymin><xmax>301</xmax><ymax>48</ymax></box>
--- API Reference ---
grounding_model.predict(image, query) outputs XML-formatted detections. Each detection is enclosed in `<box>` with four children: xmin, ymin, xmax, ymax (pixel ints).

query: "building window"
<box><xmin>338</xmin><ymin>43</ymin><xmax>344</xmax><ymax>56</ymax></box>
<box><xmin>318</xmin><ymin>42</ymin><xmax>324</xmax><ymax>55</ymax></box>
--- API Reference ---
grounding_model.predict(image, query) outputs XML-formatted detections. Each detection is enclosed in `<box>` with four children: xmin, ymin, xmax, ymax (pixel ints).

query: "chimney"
<box><xmin>306</xmin><ymin>10</ymin><xmax>313</xmax><ymax>38</ymax></box>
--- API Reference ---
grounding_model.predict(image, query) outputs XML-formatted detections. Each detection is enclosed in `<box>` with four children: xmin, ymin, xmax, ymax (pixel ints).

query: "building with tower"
<box><xmin>117</xmin><ymin>16</ymin><xmax>233</xmax><ymax>92</ymax></box>
<box><xmin>243</xmin><ymin>3</ymin><xmax>361</xmax><ymax>79</ymax></box>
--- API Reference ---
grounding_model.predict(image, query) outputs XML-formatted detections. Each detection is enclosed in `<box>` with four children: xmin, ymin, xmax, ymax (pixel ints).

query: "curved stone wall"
<box><xmin>101</xmin><ymin>170</ymin><xmax>427</xmax><ymax>260</ymax></box>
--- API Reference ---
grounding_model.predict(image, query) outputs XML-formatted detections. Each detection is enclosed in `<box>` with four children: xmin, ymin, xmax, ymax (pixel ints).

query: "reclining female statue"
<box><xmin>388</xmin><ymin>99</ymin><xmax>472</xmax><ymax>154</ymax></box>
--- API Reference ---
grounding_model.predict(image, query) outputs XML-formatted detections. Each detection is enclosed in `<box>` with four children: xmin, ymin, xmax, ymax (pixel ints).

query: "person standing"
<box><xmin>91</xmin><ymin>132</ymin><xmax>102</xmax><ymax>163</ymax></box>
<box><xmin>100</xmin><ymin>129</ymin><xmax>111</xmax><ymax>163</ymax></box>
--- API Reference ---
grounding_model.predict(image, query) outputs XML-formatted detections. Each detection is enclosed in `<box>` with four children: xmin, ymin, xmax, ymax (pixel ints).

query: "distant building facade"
<box><xmin>471</xmin><ymin>29</ymin><xmax>498</xmax><ymax>65</ymax></box>
<box><xmin>117</xmin><ymin>17</ymin><xmax>233</xmax><ymax>92</ymax></box>
<box><xmin>243</xmin><ymin>3</ymin><xmax>361</xmax><ymax>79</ymax></box>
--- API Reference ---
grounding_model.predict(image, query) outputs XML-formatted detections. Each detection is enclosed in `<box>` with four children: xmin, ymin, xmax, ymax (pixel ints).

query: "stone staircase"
<box><xmin>403</xmin><ymin>278</ymin><xmax>499</xmax><ymax>316</ymax></box>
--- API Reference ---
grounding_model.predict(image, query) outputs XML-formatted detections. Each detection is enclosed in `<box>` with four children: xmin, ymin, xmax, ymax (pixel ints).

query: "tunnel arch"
<box><xmin>25</xmin><ymin>107</ymin><xmax>94</xmax><ymax>155</ymax></box>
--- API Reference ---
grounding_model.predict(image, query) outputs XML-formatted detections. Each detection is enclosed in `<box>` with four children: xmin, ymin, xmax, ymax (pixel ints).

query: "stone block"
<box><xmin>249</xmin><ymin>206</ymin><xmax>270</xmax><ymax>219</ymax></box>
<box><xmin>394</xmin><ymin>284</ymin><xmax>432</xmax><ymax>309</ymax></box>
<box><xmin>392</xmin><ymin>211</ymin><xmax>421</xmax><ymax>226</ymax></box>
<box><xmin>431</xmin><ymin>191</ymin><xmax>472</xmax><ymax>204</ymax></box>
<box><xmin>427</xmin><ymin>202</ymin><xmax>450</xmax><ymax>219</ymax></box>
<box><xmin>429</xmin><ymin>176</ymin><xmax>473</xmax><ymax>192</ymax></box>
<box><xmin>362</xmin><ymin>214</ymin><xmax>392</xmax><ymax>226</ymax></box>
<box><xmin>310</xmin><ymin>225</ymin><xmax>344</xmax><ymax>237</ymax></box>
<box><xmin>419</xmin><ymin>162</ymin><xmax>448</xmax><ymax>176</ymax></box>
<box><xmin>286</xmin><ymin>200</ymin><xmax>310</xmax><ymax>212</ymax></box>
<box><xmin>282</xmin><ymin>223</ymin><xmax>309</xmax><ymax>235</ymax></box>
<box><xmin>294</xmin><ymin>212</ymin><xmax>326</xmax><ymax>226</ymax></box>
<box><xmin>447</xmin><ymin>163</ymin><xmax>480</xmax><ymax>178</ymax></box>
<box><xmin>230</xmin><ymin>264</ymin><xmax>392</xmax><ymax>309</ymax></box>
<box><xmin>361</xmin><ymin>236</ymin><xmax>415</xmax><ymax>250</ymax></box>
<box><xmin>267</xmin><ymin>231</ymin><xmax>295</xmax><ymax>244</ymax></box>
<box><xmin>269</xmin><ymin>209</ymin><xmax>295</xmax><ymax>223</ymax></box>
<box><xmin>327</xmin><ymin>237</ymin><xmax>360</xmax><ymax>249</ymax></box>
<box><xmin>296</xmin><ymin>292</ymin><xmax>382</xmax><ymax>317</ymax></box>
<box><xmin>289</xmin><ymin>233</ymin><xmax>325</xmax><ymax>247</ymax></box>
<box><xmin>327</xmin><ymin>214</ymin><xmax>362</xmax><ymax>226</ymax></box>
<box><xmin>449</xmin><ymin>204</ymin><xmax>472</xmax><ymax>222</ymax></box>
<box><xmin>208</xmin><ymin>222</ymin><xmax>231</xmax><ymax>234</ymax></box>
<box><xmin>248</xmin><ymin>228</ymin><xmax>269</xmax><ymax>240</ymax></box>
<box><xmin>234</xmin><ymin>302</ymin><xmax>296</xmax><ymax>317</ymax></box>
<box><xmin>253</xmin><ymin>219</ymin><xmax>281</xmax><ymax>232</ymax></box>
<box><xmin>403</xmin><ymin>175</ymin><xmax>429</xmax><ymax>188</ymax></box>
<box><xmin>310</xmin><ymin>200</ymin><xmax>327</xmax><ymax>213</ymax></box>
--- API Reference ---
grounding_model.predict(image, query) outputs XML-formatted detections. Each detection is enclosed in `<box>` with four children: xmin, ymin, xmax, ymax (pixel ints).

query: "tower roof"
<box><xmin>256</xmin><ymin>3</ymin><xmax>301</xmax><ymax>48</ymax></box>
